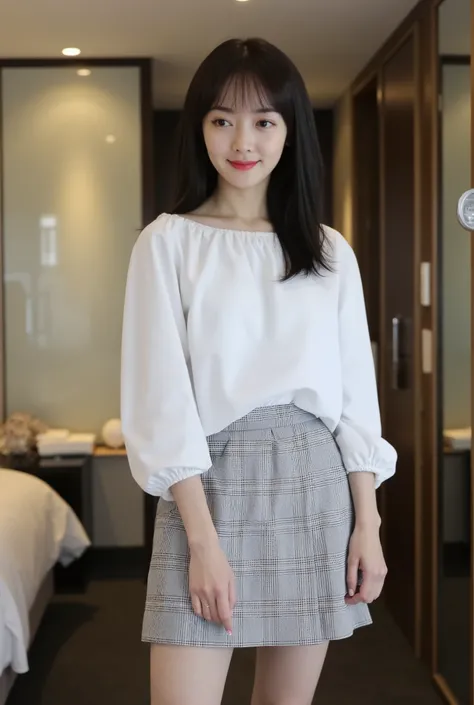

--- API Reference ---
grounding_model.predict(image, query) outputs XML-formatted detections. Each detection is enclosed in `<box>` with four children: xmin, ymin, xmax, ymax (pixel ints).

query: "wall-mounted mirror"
<box><xmin>436</xmin><ymin>0</ymin><xmax>471</xmax><ymax>701</ymax></box>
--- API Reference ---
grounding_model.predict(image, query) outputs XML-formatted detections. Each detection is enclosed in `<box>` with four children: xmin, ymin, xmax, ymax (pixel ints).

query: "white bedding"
<box><xmin>0</xmin><ymin>469</ymin><xmax>91</xmax><ymax>675</ymax></box>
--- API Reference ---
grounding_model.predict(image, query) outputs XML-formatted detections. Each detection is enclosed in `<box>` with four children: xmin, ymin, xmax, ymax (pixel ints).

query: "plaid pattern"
<box><xmin>142</xmin><ymin>404</ymin><xmax>372</xmax><ymax>647</ymax></box>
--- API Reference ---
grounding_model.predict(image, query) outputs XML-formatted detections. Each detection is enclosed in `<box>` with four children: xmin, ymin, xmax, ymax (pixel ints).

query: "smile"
<box><xmin>228</xmin><ymin>160</ymin><xmax>259</xmax><ymax>171</ymax></box>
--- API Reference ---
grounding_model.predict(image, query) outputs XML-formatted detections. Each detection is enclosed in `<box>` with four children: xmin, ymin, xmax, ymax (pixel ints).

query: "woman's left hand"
<box><xmin>345</xmin><ymin>524</ymin><xmax>387</xmax><ymax>605</ymax></box>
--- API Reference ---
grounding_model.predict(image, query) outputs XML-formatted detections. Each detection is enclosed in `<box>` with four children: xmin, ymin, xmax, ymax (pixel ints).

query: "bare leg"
<box><xmin>251</xmin><ymin>643</ymin><xmax>329</xmax><ymax>705</ymax></box>
<box><xmin>150</xmin><ymin>644</ymin><xmax>233</xmax><ymax>705</ymax></box>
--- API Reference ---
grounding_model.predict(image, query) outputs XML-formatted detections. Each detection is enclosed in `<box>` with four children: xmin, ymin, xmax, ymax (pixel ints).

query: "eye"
<box><xmin>257</xmin><ymin>120</ymin><xmax>275</xmax><ymax>129</ymax></box>
<box><xmin>212</xmin><ymin>118</ymin><xmax>231</xmax><ymax>127</ymax></box>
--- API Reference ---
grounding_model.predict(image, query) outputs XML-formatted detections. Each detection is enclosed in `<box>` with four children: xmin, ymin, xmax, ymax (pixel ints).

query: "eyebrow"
<box><xmin>211</xmin><ymin>105</ymin><xmax>275</xmax><ymax>114</ymax></box>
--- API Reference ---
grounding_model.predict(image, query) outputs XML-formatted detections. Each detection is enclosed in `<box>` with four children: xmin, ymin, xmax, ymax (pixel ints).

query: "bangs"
<box><xmin>212</xmin><ymin>72</ymin><xmax>276</xmax><ymax>113</ymax></box>
<box><xmin>187</xmin><ymin>38</ymin><xmax>296</xmax><ymax>132</ymax></box>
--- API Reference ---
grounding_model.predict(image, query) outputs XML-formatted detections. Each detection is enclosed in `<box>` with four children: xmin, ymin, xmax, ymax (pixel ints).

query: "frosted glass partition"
<box><xmin>441</xmin><ymin>63</ymin><xmax>471</xmax><ymax>430</ymax></box>
<box><xmin>2</xmin><ymin>66</ymin><xmax>142</xmax><ymax>434</ymax></box>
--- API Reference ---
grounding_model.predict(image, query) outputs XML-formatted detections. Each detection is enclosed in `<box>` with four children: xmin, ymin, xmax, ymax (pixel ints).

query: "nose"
<box><xmin>231</xmin><ymin>125</ymin><xmax>253</xmax><ymax>153</ymax></box>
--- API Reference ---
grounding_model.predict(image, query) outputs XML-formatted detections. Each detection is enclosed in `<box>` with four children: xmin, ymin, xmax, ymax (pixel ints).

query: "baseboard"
<box><xmin>86</xmin><ymin>547</ymin><xmax>147</xmax><ymax>580</ymax></box>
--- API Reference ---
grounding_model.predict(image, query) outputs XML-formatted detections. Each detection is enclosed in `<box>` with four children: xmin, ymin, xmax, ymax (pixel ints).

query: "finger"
<box><xmin>359</xmin><ymin>582</ymin><xmax>374</xmax><ymax>603</ymax></box>
<box><xmin>201</xmin><ymin>599</ymin><xmax>213</xmax><ymax>622</ymax></box>
<box><xmin>346</xmin><ymin>558</ymin><xmax>359</xmax><ymax>598</ymax></box>
<box><xmin>359</xmin><ymin>574</ymin><xmax>381</xmax><ymax>604</ymax></box>
<box><xmin>217</xmin><ymin>592</ymin><xmax>233</xmax><ymax>635</ymax></box>
<box><xmin>206</xmin><ymin>596</ymin><xmax>220</xmax><ymax>625</ymax></box>
<box><xmin>345</xmin><ymin>593</ymin><xmax>363</xmax><ymax>605</ymax></box>
<box><xmin>191</xmin><ymin>593</ymin><xmax>202</xmax><ymax>618</ymax></box>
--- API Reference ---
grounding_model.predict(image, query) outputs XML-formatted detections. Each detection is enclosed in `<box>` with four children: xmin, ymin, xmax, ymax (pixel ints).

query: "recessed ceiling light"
<box><xmin>62</xmin><ymin>47</ymin><xmax>81</xmax><ymax>57</ymax></box>
<box><xmin>77</xmin><ymin>69</ymin><xmax>91</xmax><ymax>77</ymax></box>
<box><xmin>235</xmin><ymin>0</ymin><xmax>251</xmax><ymax>3</ymax></box>
<box><xmin>105</xmin><ymin>134</ymin><xmax>116</xmax><ymax>144</ymax></box>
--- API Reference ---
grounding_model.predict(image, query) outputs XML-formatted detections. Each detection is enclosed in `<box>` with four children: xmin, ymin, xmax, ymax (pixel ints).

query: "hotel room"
<box><xmin>0</xmin><ymin>0</ymin><xmax>465</xmax><ymax>702</ymax></box>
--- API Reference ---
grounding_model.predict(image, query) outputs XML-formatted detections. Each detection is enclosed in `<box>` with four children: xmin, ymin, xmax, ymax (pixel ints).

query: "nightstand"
<box><xmin>0</xmin><ymin>452</ymin><xmax>93</xmax><ymax>592</ymax></box>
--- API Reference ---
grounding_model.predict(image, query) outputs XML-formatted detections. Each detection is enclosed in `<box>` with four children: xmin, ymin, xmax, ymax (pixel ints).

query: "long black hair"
<box><xmin>170</xmin><ymin>37</ymin><xmax>332</xmax><ymax>280</ymax></box>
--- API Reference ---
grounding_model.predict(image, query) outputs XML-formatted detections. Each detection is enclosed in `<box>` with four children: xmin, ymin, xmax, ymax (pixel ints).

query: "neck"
<box><xmin>208</xmin><ymin>177</ymin><xmax>269</xmax><ymax>223</ymax></box>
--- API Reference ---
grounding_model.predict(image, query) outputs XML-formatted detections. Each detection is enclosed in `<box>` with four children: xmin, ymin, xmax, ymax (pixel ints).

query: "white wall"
<box><xmin>439</xmin><ymin>0</ymin><xmax>470</xmax><ymax>55</ymax></box>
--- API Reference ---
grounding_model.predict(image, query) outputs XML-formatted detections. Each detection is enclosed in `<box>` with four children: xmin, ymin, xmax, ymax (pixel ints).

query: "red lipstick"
<box><xmin>228</xmin><ymin>160</ymin><xmax>259</xmax><ymax>171</ymax></box>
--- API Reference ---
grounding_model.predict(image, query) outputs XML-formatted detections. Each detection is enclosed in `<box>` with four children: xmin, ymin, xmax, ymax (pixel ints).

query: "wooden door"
<box><xmin>379</xmin><ymin>29</ymin><xmax>420</xmax><ymax>651</ymax></box>
<box><xmin>353</xmin><ymin>77</ymin><xmax>381</xmax><ymax>368</ymax></box>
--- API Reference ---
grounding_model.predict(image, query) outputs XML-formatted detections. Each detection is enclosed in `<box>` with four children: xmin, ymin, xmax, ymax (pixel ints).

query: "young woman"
<box><xmin>121</xmin><ymin>37</ymin><xmax>397</xmax><ymax>705</ymax></box>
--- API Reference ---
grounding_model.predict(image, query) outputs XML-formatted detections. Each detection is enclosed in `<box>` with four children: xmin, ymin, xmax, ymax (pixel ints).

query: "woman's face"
<box><xmin>202</xmin><ymin>83</ymin><xmax>288</xmax><ymax>191</ymax></box>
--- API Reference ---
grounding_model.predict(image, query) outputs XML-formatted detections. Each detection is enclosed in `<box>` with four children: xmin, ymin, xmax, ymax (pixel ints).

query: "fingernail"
<box><xmin>348</xmin><ymin>589</ymin><xmax>354</xmax><ymax>597</ymax></box>
<box><xmin>226</xmin><ymin>630</ymin><xmax>232</xmax><ymax>636</ymax></box>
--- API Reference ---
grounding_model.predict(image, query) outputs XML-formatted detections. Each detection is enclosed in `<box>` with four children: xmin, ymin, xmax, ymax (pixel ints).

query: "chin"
<box><xmin>228</xmin><ymin>177</ymin><xmax>268</xmax><ymax>191</ymax></box>
<box><xmin>220</xmin><ymin>168</ymin><xmax>271</xmax><ymax>190</ymax></box>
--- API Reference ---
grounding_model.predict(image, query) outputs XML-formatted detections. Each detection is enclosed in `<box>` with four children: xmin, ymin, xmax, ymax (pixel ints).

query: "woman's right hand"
<box><xmin>189</xmin><ymin>539</ymin><xmax>236</xmax><ymax>635</ymax></box>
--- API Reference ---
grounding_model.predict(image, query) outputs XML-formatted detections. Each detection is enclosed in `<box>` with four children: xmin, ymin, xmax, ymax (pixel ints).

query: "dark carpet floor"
<box><xmin>8</xmin><ymin>579</ymin><xmax>445</xmax><ymax>705</ymax></box>
<box><xmin>438</xmin><ymin>576</ymin><xmax>470</xmax><ymax>703</ymax></box>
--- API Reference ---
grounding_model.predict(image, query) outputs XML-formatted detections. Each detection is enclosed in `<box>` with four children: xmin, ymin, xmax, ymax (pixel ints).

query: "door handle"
<box><xmin>391</xmin><ymin>315</ymin><xmax>411</xmax><ymax>390</ymax></box>
<box><xmin>391</xmin><ymin>316</ymin><xmax>400</xmax><ymax>390</ymax></box>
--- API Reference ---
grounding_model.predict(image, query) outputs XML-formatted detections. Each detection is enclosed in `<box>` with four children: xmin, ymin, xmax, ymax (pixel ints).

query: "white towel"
<box><xmin>444</xmin><ymin>427</ymin><xmax>471</xmax><ymax>451</ymax></box>
<box><xmin>37</xmin><ymin>433</ymin><xmax>96</xmax><ymax>456</ymax></box>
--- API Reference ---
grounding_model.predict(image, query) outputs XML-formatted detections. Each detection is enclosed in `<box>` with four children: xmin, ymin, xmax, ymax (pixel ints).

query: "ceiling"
<box><xmin>0</xmin><ymin>0</ymin><xmax>421</xmax><ymax>109</ymax></box>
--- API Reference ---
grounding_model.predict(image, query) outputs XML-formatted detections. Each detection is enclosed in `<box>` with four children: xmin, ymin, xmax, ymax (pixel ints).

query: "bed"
<box><xmin>0</xmin><ymin>468</ymin><xmax>91</xmax><ymax>704</ymax></box>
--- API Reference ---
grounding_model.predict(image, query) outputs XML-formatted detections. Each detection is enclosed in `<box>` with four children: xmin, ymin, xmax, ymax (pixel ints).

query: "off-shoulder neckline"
<box><xmin>166</xmin><ymin>213</ymin><xmax>276</xmax><ymax>236</ymax></box>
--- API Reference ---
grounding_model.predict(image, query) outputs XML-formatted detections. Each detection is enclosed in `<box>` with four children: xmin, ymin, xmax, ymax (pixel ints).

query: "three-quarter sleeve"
<box><xmin>333</xmin><ymin>239</ymin><xmax>397</xmax><ymax>488</ymax></box>
<box><xmin>120</xmin><ymin>224</ymin><xmax>212</xmax><ymax>501</ymax></box>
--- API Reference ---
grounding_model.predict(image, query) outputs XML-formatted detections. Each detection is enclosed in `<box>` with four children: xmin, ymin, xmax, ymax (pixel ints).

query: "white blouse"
<box><xmin>121</xmin><ymin>213</ymin><xmax>397</xmax><ymax>501</ymax></box>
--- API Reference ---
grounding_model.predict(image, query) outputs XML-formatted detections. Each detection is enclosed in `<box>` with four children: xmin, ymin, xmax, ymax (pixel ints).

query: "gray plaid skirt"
<box><xmin>142</xmin><ymin>404</ymin><xmax>372</xmax><ymax>647</ymax></box>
